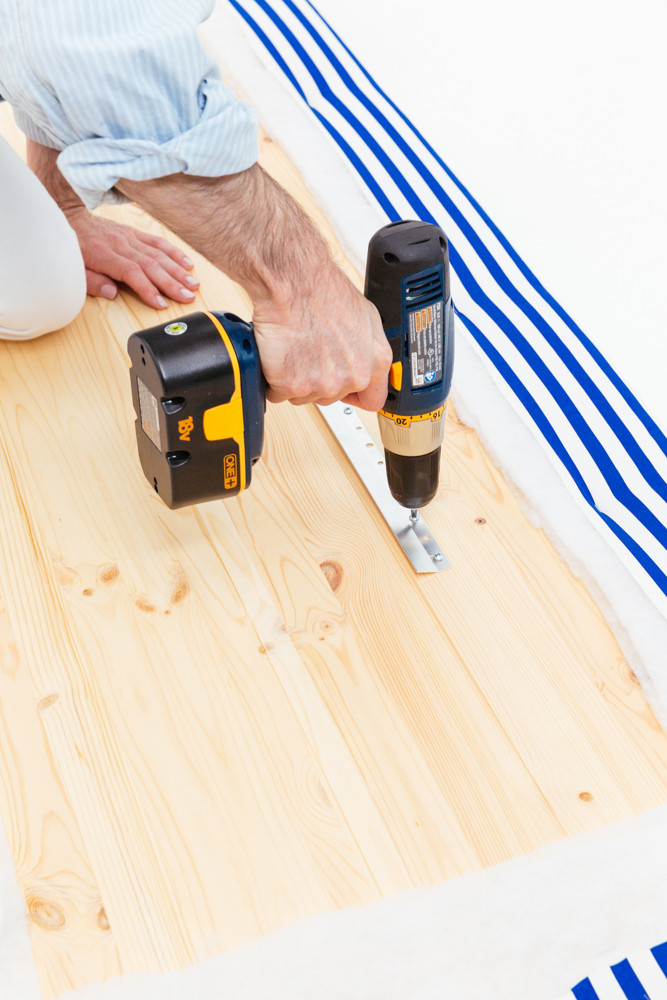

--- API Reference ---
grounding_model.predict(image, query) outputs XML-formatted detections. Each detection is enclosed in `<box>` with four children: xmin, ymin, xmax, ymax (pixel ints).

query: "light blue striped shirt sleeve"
<box><xmin>0</xmin><ymin>0</ymin><xmax>258</xmax><ymax>209</ymax></box>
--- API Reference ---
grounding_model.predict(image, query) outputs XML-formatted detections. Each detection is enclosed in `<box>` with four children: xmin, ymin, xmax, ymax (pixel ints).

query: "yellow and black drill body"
<box><xmin>127</xmin><ymin>221</ymin><xmax>453</xmax><ymax>512</ymax></box>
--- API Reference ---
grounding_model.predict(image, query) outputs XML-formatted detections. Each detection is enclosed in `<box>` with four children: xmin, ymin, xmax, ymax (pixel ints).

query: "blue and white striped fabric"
<box><xmin>562</xmin><ymin>941</ymin><xmax>667</xmax><ymax>999</ymax></box>
<box><xmin>225</xmin><ymin>0</ymin><xmax>667</xmax><ymax>613</ymax></box>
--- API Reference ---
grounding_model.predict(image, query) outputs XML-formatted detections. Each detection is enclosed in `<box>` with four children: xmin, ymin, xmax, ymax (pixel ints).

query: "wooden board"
<box><xmin>1</xmin><ymin>102</ymin><xmax>667</xmax><ymax>999</ymax></box>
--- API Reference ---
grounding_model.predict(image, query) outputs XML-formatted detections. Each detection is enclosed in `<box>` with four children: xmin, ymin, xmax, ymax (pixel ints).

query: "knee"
<box><xmin>0</xmin><ymin>225</ymin><xmax>86</xmax><ymax>340</ymax></box>
<box><xmin>5</xmin><ymin>282</ymin><xmax>86</xmax><ymax>340</ymax></box>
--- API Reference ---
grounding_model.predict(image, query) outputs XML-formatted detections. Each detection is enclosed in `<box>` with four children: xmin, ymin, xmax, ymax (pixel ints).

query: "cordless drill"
<box><xmin>127</xmin><ymin>220</ymin><xmax>453</xmax><ymax>512</ymax></box>
<box><xmin>365</xmin><ymin>220</ymin><xmax>453</xmax><ymax>513</ymax></box>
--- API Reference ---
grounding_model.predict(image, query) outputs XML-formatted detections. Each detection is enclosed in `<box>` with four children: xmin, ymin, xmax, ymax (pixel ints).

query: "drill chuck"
<box><xmin>384</xmin><ymin>448</ymin><xmax>442</xmax><ymax>510</ymax></box>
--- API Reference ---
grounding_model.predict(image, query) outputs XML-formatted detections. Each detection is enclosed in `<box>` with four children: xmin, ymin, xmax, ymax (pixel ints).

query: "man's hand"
<box><xmin>61</xmin><ymin>208</ymin><xmax>200</xmax><ymax>308</ymax></box>
<box><xmin>252</xmin><ymin>263</ymin><xmax>390</xmax><ymax>410</ymax></box>
<box><xmin>27</xmin><ymin>139</ymin><xmax>199</xmax><ymax>309</ymax></box>
<box><xmin>116</xmin><ymin>164</ymin><xmax>392</xmax><ymax>411</ymax></box>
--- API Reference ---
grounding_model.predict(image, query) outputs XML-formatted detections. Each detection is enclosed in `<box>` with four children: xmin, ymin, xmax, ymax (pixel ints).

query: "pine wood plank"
<box><xmin>1</xmin><ymin>103</ymin><xmax>667</xmax><ymax>1000</ymax></box>
<box><xmin>0</xmin><ymin>590</ymin><xmax>121</xmax><ymax>996</ymax></box>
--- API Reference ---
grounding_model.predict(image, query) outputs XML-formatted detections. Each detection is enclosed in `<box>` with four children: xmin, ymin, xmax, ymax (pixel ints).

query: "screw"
<box><xmin>433</xmin><ymin>553</ymin><xmax>444</xmax><ymax>562</ymax></box>
<box><xmin>343</xmin><ymin>406</ymin><xmax>353</xmax><ymax>415</ymax></box>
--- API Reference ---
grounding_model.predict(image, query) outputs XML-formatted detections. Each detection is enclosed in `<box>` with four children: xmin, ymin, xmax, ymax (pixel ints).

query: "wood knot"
<box><xmin>55</xmin><ymin>564</ymin><xmax>77</xmax><ymax>587</ymax></box>
<box><xmin>99</xmin><ymin>565</ymin><xmax>120</xmax><ymax>585</ymax></box>
<box><xmin>82</xmin><ymin>588</ymin><xmax>94</xmax><ymax>597</ymax></box>
<box><xmin>37</xmin><ymin>693</ymin><xmax>60</xmax><ymax>711</ymax></box>
<box><xmin>319</xmin><ymin>560</ymin><xmax>344</xmax><ymax>592</ymax></box>
<box><xmin>315</xmin><ymin>618</ymin><xmax>338</xmax><ymax>641</ymax></box>
<box><xmin>97</xmin><ymin>906</ymin><xmax>110</xmax><ymax>931</ymax></box>
<box><xmin>135</xmin><ymin>597</ymin><xmax>156</xmax><ymax>614</ymax></box>
<box><xmin>28</xmin><ymin>897</ymin><xmax>66</xmax><ymax>931</ymax></box>
<box><xmin>170</xmin><ymin>574</ymin><xmax>190</xmax><ymax>605</ymax></box>
<box><xmin>578</xmin><ymin>791</ymin><xmax>594</xmax><ymax>802</ymax></box>
<box><xmin>474</xmin><ymin>517</ymin><xmax>487</xmax><ymax>526</ymax></box>
<box><xmin>622</xmin><ymin>663</ymin><xmax>641</xmax><ymax>688</ymax></box>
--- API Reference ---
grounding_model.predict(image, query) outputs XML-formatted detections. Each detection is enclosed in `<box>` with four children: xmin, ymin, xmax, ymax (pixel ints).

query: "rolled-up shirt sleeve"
<box><xmin>0</xmin><ymin>0</ymin><xmax>258</xmax><ymax>209</ymax></box>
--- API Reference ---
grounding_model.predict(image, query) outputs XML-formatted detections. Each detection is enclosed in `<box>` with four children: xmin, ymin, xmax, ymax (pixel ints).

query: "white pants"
<box><xmin>0</xmin><ymin>135</ymin><xmax>86</xmax><ymax>339</ymax></box>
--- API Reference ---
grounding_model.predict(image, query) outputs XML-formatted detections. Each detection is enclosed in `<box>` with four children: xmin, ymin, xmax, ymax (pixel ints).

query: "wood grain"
<box><xmin>1</xmin><ymin>103</ymin><xmax>666</xmax><ymax>999</ymax></box>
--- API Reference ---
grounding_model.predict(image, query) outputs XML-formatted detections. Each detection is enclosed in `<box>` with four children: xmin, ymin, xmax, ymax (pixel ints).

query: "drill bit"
<box><xmin>409</xmin><ymin>509</ymin><xmax>419</xmax><ymax>525</ymax></box>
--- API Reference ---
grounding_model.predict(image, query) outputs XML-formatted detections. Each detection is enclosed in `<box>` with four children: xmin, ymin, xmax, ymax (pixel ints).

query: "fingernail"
<box><xmin>180</xmin><ymin>288</ymin><xmax>196</xmax><ymax>299</ymax></box>
<box><xmin>100</xmin><ymin>283</ymin><xmax>117</xmax><ymax>300</ymax></box>
<box><xmin>182</xmin><ymin>256</ymin><xmax>194</xmax><ymax>268</ymax></box>
<box><xmin>155</xmin><ymin>295</ymin><xmax>168</xmax><ymax>308</ymax></box>
<box><xmin>184</xmin><ymin>275</ymin><xmax>199</xmax><ymax>287</ymax></box>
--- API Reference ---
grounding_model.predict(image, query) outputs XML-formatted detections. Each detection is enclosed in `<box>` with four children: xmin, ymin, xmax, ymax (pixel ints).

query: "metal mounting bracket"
<box><xmin>317</xmin><ymin>402</ymin><xmax>451</xmax><ymax>574</ymax></box>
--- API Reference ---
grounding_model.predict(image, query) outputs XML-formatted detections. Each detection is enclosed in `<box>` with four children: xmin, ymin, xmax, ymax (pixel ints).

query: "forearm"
<box><xmin>26</xmin><ymin>139</ymin><xmax>85</xmax><ymax>217</ymax></box>
<box><xmin>116</xmin><ymin>165</ymin><xmax>392</xmax><ymax>410</ymax></box>
<box><xmin>115</xmin><ymin>165</ymin><xmax>333</xmax><ymax>310</ymax></box>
